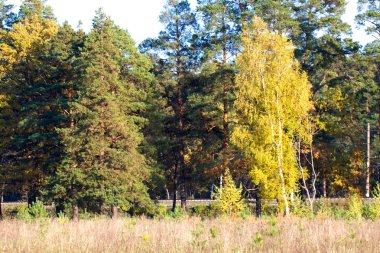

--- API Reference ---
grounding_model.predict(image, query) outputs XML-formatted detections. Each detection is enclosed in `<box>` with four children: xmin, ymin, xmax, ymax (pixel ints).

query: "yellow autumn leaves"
<box><xmin>0</xmin><ymin>15</ymin><xmax>58</xmax><ymax>76</ymax></box>
<box><xmin>232</xmin><ymin>17</ymin><xmax>313</xmax><ymax>214</ymax></box>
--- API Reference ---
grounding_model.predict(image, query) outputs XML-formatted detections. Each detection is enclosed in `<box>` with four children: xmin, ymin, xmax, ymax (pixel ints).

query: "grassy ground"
<box><xmin>0</xmin><ymin>216</ymin><xmax>379</xmax><ymax>253</ymax></box>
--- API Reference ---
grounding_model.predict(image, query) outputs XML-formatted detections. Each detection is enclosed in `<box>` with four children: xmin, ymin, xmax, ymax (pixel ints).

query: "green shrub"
<box><xmin>14</xmin><ymin>200</ymin><xmax>49</xmax><ymax>220</ymax></box>
<box><xmin>168</xmin><ymin>207</ymin><xmax>183</xmax><ymax>219</ymax></box>
<box><xmin>314</xmin><ymin>199</ymin><xmax>330</xmax><ymax>216</ymax></box>
<box><xmin>190</xmin><ymin>203</ymin><xmax>220</xmax><ymax>218</ymax></box>
<box><xmin>28</xmin><ymin>200</ymin><xmax>49</xmax><ymax>218</ymax></box>
<box><xmin>362</xmin><ymin>185</ymin><xmax>380</xmax><ymax>220</ymax></box>
<box><xmin>213</xmin><ymin>169</ymin><xmax>247</xmax><ymax>217</ymax></box>
<box><xmin>346</xmin><ymin>194</ymin><xmax>363</xmax><ymax>220</ymax></box>
<box><xmin>261</xmin><ymin>204</ymin><xmax>278</xmax><ymax>217</ymax></box>
<box><xmin>362</xmin><ymin>203</ymin><xmax>374</xmax><ymax>220</ymax></box>
<box><xmin>290</xmin><ymin>195</ymin><xmax>313</xmax><ymax>218</ymax></box>
<box><xmin>78</xmin><ymin>209</ymin><xmax>93</xmax><ymax>219</ymax></box>
<box><xmin>15</xmin><ymin>204</ymin><xmax>32</xmax><ymax>221</ymax></box>
<box><xmin>57</xmin><ymin>211</ymin><xmax>69</xmax><ymax>224</ymax></box>
<box><xmin>369</xmin><ymin>185</ymin><xmax>380</xmax><ymax>219</ymax></box>
<box><xmin>154</xmin><ymin>205</ymin><xmax>168</xmax><ymax>219</ymax></box>
<box><xmin>331</xmin><ymin>205</ymin><xmax>347</xmax><ymax>219</ymax></box>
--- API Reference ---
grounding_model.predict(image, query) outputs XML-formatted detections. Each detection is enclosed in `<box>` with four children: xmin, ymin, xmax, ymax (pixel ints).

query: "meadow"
<box><xmin>0</xmin><ymin>216</ymin><xmax>379</xmax><ymax>253</ymax></box>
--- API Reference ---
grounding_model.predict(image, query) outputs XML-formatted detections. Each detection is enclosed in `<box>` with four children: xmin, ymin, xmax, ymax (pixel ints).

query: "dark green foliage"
<box><xmin>46</xmin><ymin>10</ymin><xmax>154</xmax><ymax>215</ymax></box>
<box><xmin>140</xmin><ymin>0</ymin><xmax>199</xmax><ymax>209</ymax></box>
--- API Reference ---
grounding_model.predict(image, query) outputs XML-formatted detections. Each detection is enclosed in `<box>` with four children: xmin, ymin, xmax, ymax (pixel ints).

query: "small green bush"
<box><xmin>57</xmin><ymin>211</ymin><xmax>69</xmax><ymax>224</ymax></box>
<box><xmin>330</xmin><ymin>205</ymin><xmax>347</xmax><ymax>219</ymax></box>
<box><xmin>213</xmin><ymin>169</ymin><xmax>247</xmax><ymax>217</ymax></box>
<box><xmin>369</xmin><ymin>185</ymin><xmax>380</xmax><ymax>219</ymax></box>
<box><xmin>154</xmin><ymin>205</ymin><xmax>168</xmax><ymax>219</ymax></box>
<box><xmin>190</xmin><ymin>203</ymin><xmax>220</xmax><ymax>218</ymax></box>
<box><xmin>314</xmin><ymin>199</ymin><xmax>330</xmax><ymax>216</ymax></box>
<box><xmin>15</xmin><ymin>204</ymin><xmax>32</xmax><ymax>221</ymax></box>
<box><xmin>14</xmin><ymin>200</ymin><xmax>49</xmax><ymax>220</ymax></box>
<box><xmin>290</xmin><ymin>195</ymin><xmax>313</xmax><ymax>218</ymax></box>
<box><xmin>168</xmin><ymin>207</ymin><xmax>183</xmax><ymax>219</ymax></box>
<box><xmin>362</xmin><ymin>185</ymin><xmax>380</xmax><ymax>220</ymax></box>
<box><xmin>346</xmin><ymin>194</ymin><xmax>363</xmax><ymax>220</ymax></box>
<box><xmin>78</xmin><ymin>209</ymin><xmax>93</xmax><ymax>219</ymax></box>
<box><xmin>28</xmin><ymin>200</ymin><xmax>49</xmax><ymax>218</ymax></box>
<box><xmin>261</xmin><ymin>204</ymin><xmax>278</xmax><ymax>217</ymax></box>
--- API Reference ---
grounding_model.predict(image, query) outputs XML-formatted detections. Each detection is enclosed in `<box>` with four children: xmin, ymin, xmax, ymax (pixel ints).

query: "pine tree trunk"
<box><xmin>111</xmin><ymin>206</ymin><xmax>118</xmax><ymax>219</ymax></box>
<box><xmin>172</xmin><ymin>163</ymin><xmax>178</xmax><ymax>212</ymax></box>
<box><xmin>222</xmin><ymin>9</ymin><xmax>229</xmax><ymax>167</ymax></box>
<box><xmin>0</xmin><ymin>183</ymin><xmax>3</xmax><ymax>220</ymax></box>
<box><xmin>73</xmin><ymin>205</ymin><xmax>79</xmax><ymax>222</ymax></box>
<box><xmin>0</xmin><ymin>199</ymin><xmax>3</xmax><ymax>220</ymax></box>
<box><xmin>27</xmin><ymin>188</ymin><xmax>37</xmax><ymax>205</ymax></box>
<box><xmin>176</xmin><ymin>19</ymin><xmax>186</xmax><ymax>212</ymax></box>
<box><xmin>255</xmin><ymin>192</ymin><xmax>262</xmax><ymax>217</ymax></box>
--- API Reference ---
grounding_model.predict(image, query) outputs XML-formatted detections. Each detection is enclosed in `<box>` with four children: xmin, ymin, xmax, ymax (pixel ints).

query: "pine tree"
<box><xmin>232</xmin><ymin>17</ymin><xmax>313</xmax><ymax>215</ymax></box>
<box><xmin>290</xmin><ymin>0</ymin><xmax>358</xmax><ymax>198</ymax></box>
<box><xmin>356</xmin><ymin>0</ymin><xmax>380</xmax><ymax>40</ymax></box>
<box><xmin>0</xmin><ymin>0</ymin><xmax>58</xmax><ymax>203</ymax></box>
<box><xmin>191</xmin><ymin>0</ymin><xmax>249</xmax><ymax>184</ymax></box>
<box><xmin>213</xmin><ymin>169</ymin><xmax>246</xmax><ymax>216</ymax></box>
<box><xmin>48</xmin><ymin>10</ymin><xmax>154</xmax><ymax>216</ymax></box>
<box><xmin>140</xmin><ymin>0</ymin><xmax>198</xmax><ymax>210</ymax></box>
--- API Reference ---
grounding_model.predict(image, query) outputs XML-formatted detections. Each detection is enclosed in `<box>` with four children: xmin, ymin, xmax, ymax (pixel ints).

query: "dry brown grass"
<box><xmin>0</xmin><ymin>216</ymin><xmax>379</xmax><ymax>253</ymax></box>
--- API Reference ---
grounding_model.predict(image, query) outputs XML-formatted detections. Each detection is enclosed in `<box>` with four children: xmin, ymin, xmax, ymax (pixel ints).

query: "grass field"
<box><xmin>0</xmin><ymin>216</ymin><xmax>379</xmax><ymax>253</ymax></box>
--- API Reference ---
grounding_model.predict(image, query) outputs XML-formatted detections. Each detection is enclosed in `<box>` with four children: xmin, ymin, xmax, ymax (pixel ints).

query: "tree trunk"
<box><xmin>0</xmin><ymin>199</ymin><xmax>3</xmax><ymax>220</ymax></box>
<box><xmin>27</xmin><ymin>188</ymin><xmax>37</xmax><ymax>205</ymax></box>
<box><xmin>255</xmin><ymin>191</ymin><xmax>262</xmax><ymax>217</ymax></box>
<box><xmin>165</xmin><ymin>185</ymin><xmax>170</xmax><ymax>200</ymax></box>
<box><xmin>278</xmin><ymin>120</ymin><xmax>289</xmax><ymax>216</ymax></box>
<box><xmin>323</xmin><ymin>174</ymin><xmax>327</xmax><ymax>198</ymax></box>
<box><xmin>111</xmin><ymin>206</ymin><xmax>118</xmax><ymax>219</ymax></box>
<box><xmin>73</xmin><ymin>205</ymin><xmax>79</xmax><ymax>222</ymax></box>
<box><xmin>175</xmin><ymin>18</ymin><xmax>186</xmax><ymax>213</ymax></box>
<box><xmin>180</xmin><ymin>191</ymin><xmax>187</xmax><ymax>211</ymax></box>
<box><xmin>366</xmin><ymin>122</ymin><xmax>371</xmax><ymax>198</ymax></box>
<box><xmin>172</xmin><ymin>163</ymin><xmax>178</xmax><ymax>212</ymax></box>
<box><xmin>221</xmin><ymin>10</ymin><xmax>229</xmax><ymax>167</ymax></box>
<box><xmin>0</xmin><ymin>183</ymin><xmax>4</xmax><ymax>220</ymax></box>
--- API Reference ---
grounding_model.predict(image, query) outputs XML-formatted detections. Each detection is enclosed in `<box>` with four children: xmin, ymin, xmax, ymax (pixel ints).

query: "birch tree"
<box><xmin>232</xmin><ymin>17</ymin><xmax>313</xmax><ymax>215</ymax></box>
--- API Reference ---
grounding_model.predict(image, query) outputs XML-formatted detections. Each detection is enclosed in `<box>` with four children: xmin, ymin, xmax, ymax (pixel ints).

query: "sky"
<box><xmin>7</xmin><ymin>0</ymin><xmax>374</xmax><ymax>46</ymax></box>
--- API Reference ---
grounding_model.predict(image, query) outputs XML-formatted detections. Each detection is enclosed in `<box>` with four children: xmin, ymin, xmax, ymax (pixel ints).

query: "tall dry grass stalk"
<box><xmin>0</xmin><ymin>217</ymin><xmax>379</xmax><ymax>252</ymax></box>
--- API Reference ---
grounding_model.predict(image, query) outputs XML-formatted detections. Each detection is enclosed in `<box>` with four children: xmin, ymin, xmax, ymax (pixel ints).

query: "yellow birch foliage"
<box><xmin>0</xmin><ymin>15</ymin><xmax>58</xmax><ymax>75</ymax></box>
<box><xmin>232</xmin><ymin>17</ymin><xmax>313</xmax><ymax>206</ymax></box>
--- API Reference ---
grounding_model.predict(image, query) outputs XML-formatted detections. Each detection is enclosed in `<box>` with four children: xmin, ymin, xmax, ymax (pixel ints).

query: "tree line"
<box><xmin>0</xmin><ymin>0</ymin><xmax>379</xmax><ymax>217</ymax></box>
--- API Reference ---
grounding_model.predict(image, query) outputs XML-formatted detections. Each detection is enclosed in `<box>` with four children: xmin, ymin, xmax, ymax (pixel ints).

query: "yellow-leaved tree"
<box><xmin>213</xmin><ymin>169</ymin><xmax>246</xmax><ymax>216</ymax></box>
<box><xmin>232</xmin><ymin>17</ymin><xmax>313</xmax><ymax>215</ymax></box>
